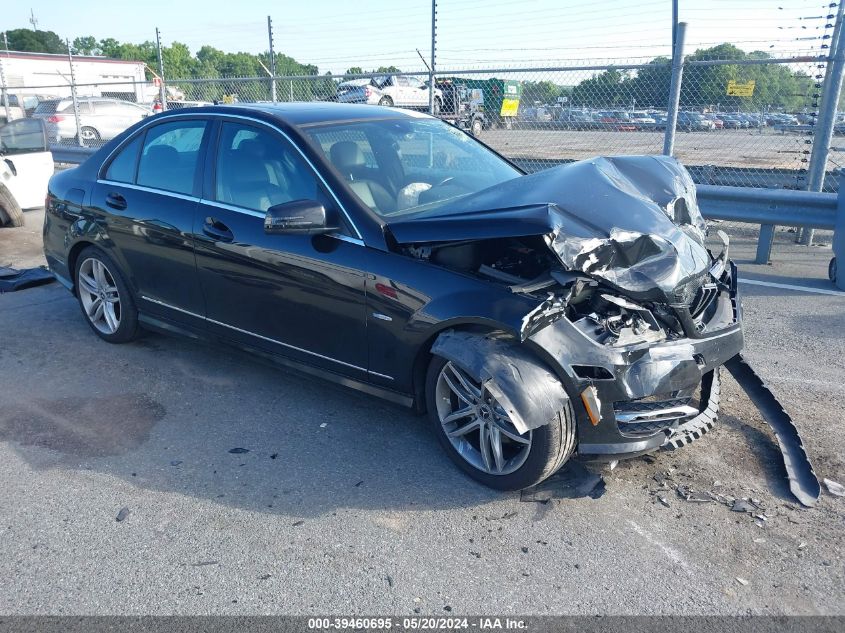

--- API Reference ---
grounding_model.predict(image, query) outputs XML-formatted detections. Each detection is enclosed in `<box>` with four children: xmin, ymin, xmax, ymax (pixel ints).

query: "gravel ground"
<box><xmin>482</xmin><ymin>127</ymin><xmax>810</xmax><ymax>171</ymax></box>
<box><xmin>0</xmin><ymin>207</ymin><xmax>843</xmax><ymax>615</ymax></box>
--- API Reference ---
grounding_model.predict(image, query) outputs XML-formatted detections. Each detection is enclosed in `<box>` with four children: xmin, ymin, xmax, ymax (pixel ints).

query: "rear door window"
<box><xmin>104</xmin><ymin>135</ymin><xmax>143</xmax><ymax>183</ymax></box>
<box><xmin>136</xmin><ymin>120</ymin><xmax>207</xmax><ymax>195</ymax></box>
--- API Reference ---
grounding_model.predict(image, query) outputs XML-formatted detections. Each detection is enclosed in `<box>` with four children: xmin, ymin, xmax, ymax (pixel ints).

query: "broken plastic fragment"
<box><xmin>823</xmin><ymin>478</ymin><xmax>845</xmax><ymax>497</ymax></box>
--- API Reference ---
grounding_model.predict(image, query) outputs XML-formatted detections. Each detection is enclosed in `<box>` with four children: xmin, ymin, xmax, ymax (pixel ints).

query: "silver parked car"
<box><xmin>336</xmin><ymin>75</ymin><xmax>442</xmax><ymax>113</ymax></box>
<box><xmin>32</xmin><ymin>97</ymin><xmax>151</xmax><ymax>143</ymax></box>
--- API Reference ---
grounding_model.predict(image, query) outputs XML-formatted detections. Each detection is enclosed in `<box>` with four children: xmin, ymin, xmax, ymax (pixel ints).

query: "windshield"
<box><xmin>303</xmin><ymin>117</ymin><xmax>521</xmax><ymax>218</ymax></box>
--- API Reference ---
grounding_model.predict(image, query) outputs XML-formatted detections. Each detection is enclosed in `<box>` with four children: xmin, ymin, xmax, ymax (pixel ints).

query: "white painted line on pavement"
<box><xmin>738</xmin><ymin>277</ymin><xmax>845</xmax><ymax>296</ymax></box>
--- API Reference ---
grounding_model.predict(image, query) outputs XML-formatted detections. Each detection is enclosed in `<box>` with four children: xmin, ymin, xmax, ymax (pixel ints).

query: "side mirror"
<box><xmin>264</xmin><ymin>199</ymin><xmax>337</xmax><ymax>235</ymax></box>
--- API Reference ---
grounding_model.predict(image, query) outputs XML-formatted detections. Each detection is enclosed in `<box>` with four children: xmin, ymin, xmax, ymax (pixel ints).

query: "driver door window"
<box><xmin>215</xmin><ymin>122</ymin><xmax>321</xmax><ymax>213</ymax></box>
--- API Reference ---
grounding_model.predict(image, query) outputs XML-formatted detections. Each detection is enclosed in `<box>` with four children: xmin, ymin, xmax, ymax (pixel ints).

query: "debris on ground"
<box><xmin>520</xmin><ymin>461</ymin><xmax>605</xmax><ymax>502</ymax></box>
<box><xmin>292</xmin><ymin>520</ymin><xmax>304</xmax><ymax>526</ymax></box>
<box><xmin>736</xmin><ymin>577</ymin><xmax>749</xmax><ymax>586</ymax></box>
<box><xmin>823</xmin><ymin>478</ymin><xmax>845</xmax><ymax>497</ymax></box>
<box><xmin>115</xmin><ymin>507</ymin><xmax>130</xmax><ymax>522</ymax></box>
<box><xmin>732</xmin><ymin>499</ymin><xmax>758</xmax><ymax>513</ymax></box>
<box><xmin>228</xmin><ymin>447</ymin><xmax>249</xmax><ymax>454</ymax></box>
<box><xmin>192</xmin><ymin>561</ymin><xmax>219</xmax><ymax>567</ymax></box>
<box><xmin>0</xmin><ymin>266</ymin><xmax>55</xmax><ymax>292</ymax></box>
<box><xmin>725</xmin><ymin>355</ymin><xmax>821</xmax><ymax>508</ymax></box>
<box><xmin>170</xmin><ymin>460</ymin><xmax>182</xmax><ymax>466</ymax></box>
<box><xmin>658</xmin><ymin>496</ymin><xmax>670</xmax><ymax>507</ymax></box>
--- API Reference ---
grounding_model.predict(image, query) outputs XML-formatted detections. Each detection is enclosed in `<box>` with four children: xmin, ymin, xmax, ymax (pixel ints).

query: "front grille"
<box><xmin>614</xmin><ymin>396</ymin><xmax>692</xmax><ymax>414</ymax></box>
<box><xmin>689</xmin><ymin>283</ymin><xmax>719</xmax><ymax>319</ymax></box>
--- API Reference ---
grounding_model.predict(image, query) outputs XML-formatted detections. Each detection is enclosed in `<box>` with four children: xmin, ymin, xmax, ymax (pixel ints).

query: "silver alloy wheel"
<box><xmin>78</xmin><ymin>257</ymin><xmax>121</xmax><ymax>335</ymax></box>
<box><xmin>80</xmin><ymin>127</ymin><xmax>99</xmax><ymax>141</ymax></box>
<box><xmin>435</xmin><ymin>361</ymin><xmax>532</xmax><ymax>476</ymax></box>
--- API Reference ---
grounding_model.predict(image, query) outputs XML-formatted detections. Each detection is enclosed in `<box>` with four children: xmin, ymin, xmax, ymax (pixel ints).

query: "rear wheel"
<box><xmin>80</xmin><ymin>126</ymin><xmax>100</xmax><ymax>143</ymax></box>
<box><xmin>378</xmin><ymin>96</ymin><xmax>393</xmax><ymax>107</ymax></box>
<box><xmin>426</xmin><ymin>355</ymin><xmax>576</xmax><ymax>490</ymax></box>
<box><xmin>0</xmin><ymin>184</ymin><xmax>24</xmax><ymax>228</ymax></box>
<box><xmin>74</xmin><ymin>246</ymin><xmax>140</xmax><ymax>343</ymax></box>
<box><xmin>432</xmin><ymin>97</ymin><xmax>442</xmax><ymax>116</ymax></box>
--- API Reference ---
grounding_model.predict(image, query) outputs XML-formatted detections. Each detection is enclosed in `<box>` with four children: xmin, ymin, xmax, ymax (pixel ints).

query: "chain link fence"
<box><xmin>0</xmin><ymin>38</ymin><xmax>840</xmax><ymax>256</ymax></box>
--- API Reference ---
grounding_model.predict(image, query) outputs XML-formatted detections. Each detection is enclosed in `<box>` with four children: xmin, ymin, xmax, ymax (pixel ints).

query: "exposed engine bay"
<box><xmin>389</xmin><ymin>155</ymin><xmax>820</xmax><ymax>507</ymax></box>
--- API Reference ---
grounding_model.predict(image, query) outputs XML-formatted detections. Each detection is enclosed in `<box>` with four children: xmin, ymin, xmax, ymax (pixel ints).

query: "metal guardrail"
<box><xmin>48</xmin><ymin>145</ymin><xmax>843</xmax><ymax>288</ymax></box>
<box><xmin>697</xmin><ymin>184</ymin><xmax>840</xmax><ymax>274</ymax></box>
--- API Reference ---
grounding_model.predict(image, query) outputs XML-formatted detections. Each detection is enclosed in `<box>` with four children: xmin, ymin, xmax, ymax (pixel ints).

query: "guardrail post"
<box><xmin>756</xmin><ymin>225</ymin><xmax>775</xmax><ymax>264</ymax></box>
<box><xmin>834</xmin><ymin>174</ymin><xmax>845</xmax><ymax>290</ymax></box>
<box><xmin>663</xmin><ymin>22</ymin><xmax>687</xmax><ymax>156</ymax></box>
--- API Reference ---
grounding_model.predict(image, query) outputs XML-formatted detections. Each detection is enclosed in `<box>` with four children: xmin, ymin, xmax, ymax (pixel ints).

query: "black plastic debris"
<box><xmin>115</xmin><ymin>507</ymin><xmax>129</xmax><ymax>522</ymax></box>
<box><xmin>732</xmin><ymin>499</ymin><xmax>757</xmax><ymax>513</ymax></box>
<box><xmin>725</xmin><ymin>354</ymin><xmax>821</xmax><ymax>508</ymax></box>
<box><xmin>0</xmin><ymin>266</ymin><xmax>55</xmax><ymax>292</ymax></box>
<box><xmin>192</xmin><ymin>560</ymin><xmax>219</xmax><ymax>567</ymax></box>
<box><xmin>519</xmin><ymin>461</ymin><xmax>606</xmax><ymax>502</ymax></box>
<box><xmin>228</xmin><ymin>447</ymin><xmax>250</xmax><ymax>454</ymax></box>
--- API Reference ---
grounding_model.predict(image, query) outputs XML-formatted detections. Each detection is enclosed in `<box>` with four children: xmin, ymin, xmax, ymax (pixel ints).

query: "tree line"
<box><xmin>4</xmin><ymin>30</ymin><xmax>816</xmax><ymax>111</ymax></box>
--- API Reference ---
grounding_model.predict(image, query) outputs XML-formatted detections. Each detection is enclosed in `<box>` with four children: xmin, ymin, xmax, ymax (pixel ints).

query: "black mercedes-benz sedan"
<box><xmin>43</xmin><ymin>103</ymin><xmax>743</xmax><ymax>490</ymax></box>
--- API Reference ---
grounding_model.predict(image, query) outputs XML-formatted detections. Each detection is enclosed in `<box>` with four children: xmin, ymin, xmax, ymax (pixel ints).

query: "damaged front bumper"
<box><xmin>528</xmin><ymin>262</ymin><xmax>743</xmax><ymax>457</ymax></box>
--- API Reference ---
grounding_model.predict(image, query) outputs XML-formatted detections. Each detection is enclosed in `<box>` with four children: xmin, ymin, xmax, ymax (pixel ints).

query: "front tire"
<box><xmin>378</xmin><ymin>96</ymin><xmax>393</xmax><ymax>107</ymax></box>
<box><xmin>470</xmin><ymin>117</ymin><xmax>483</xmax><ymax>137</ymax></box>
<box><xmin>74</xmin><ymin>246</ymin><xmax>140</xmax><ymax>343</ymax></box>
<box><xmin>426</xmin><ymin>355</ymin><xmax>576</xmax><ymax>490</ymax></box>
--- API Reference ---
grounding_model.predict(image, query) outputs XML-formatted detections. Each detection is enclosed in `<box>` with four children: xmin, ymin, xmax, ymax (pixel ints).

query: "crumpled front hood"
<box><xmin>389</xmin><ymin>155</ymin><xmax>713</xmax><ymax>304</ymax></box>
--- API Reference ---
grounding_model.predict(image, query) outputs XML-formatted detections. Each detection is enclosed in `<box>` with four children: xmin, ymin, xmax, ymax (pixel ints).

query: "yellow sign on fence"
<box><xmin>500</xmin><ymin>98</ymin><xmax>520</xmax><ymax>117</ymax></box>
<box><xmin>726</xmin><ymin>80</ymin><xmax>756</xmax><ymax>97</ymax></box>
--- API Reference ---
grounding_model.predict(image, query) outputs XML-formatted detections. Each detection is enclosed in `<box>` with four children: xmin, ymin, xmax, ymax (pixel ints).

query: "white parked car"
<box><xmin>32</xmin><ymin>97</ymin><xmax>151</xmax><ymax>144</ymax></box>
<box><xmin>336</xmin><ymin>75</ymin><xmax>443</xmax><ymax>113</ymax></box>
<box><xmin>0</xmin><ymin>118</ymin><xmax>54</xmax><ymax>227</ymax></box>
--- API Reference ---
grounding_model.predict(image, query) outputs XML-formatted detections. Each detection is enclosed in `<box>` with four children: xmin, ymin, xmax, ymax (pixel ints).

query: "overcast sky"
<box><xmin>3</xmin><ymin>0</ymin><xmax>831</xmax><ymax>74</ymax></box>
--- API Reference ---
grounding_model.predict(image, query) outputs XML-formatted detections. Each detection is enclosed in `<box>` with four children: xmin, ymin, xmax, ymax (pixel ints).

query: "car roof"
<box><xmin>154</xmin><ymin>102</ymin><xmax>431</xmax><ymax>127</ymax></box>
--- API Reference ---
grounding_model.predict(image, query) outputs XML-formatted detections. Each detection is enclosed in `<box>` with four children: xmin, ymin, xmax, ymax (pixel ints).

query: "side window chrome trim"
<box><xmin>104</xmin><ymin>111</ymin><xmax>364</xmax><ymax>241</ymax></box>
<box><xmin>97</xmin><ymin>179</ymin><xmax>200</xmax><ymax>202</ymax></box>
<box><xmin>199</xmin><ymin>199</ymin><xmax>365</xmax><ymax>246</ymax></box>
<box><xmin>200</xmin><ymin>199</ymin><xmax>265</xmax><ymax>219</ymax></box>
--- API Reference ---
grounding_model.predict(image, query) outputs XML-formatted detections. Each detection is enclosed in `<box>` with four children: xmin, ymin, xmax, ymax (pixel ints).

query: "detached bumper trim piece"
<box><xmin>725</xmin><ymin>354</ymin><xmax>821</xmax><ymax>508</ymax></box>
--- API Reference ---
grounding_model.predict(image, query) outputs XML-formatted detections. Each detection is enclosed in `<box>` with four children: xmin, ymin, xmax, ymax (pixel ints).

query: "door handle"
<box><xmin>202</xmin><ymin>217</ymin><xmax>234</xmax><ymax>242</ymax></box>
<box><xmin>105</xmin><ymin>192</ymin><xmax>127</xmax><ymax>210</ymax></box>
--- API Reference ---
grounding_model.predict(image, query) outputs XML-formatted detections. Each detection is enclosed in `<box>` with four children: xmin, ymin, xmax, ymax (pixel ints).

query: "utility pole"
<box><xmin>155</xmin><ymin>27</ymin><xmax>167</xmax><ymax>111</ymax></box>
<box><xmin>66</xmin><ymin>39</ymin><xmax>83</xmax><ymax>147</ymax></box>
<box><xmin>429</xmin><ymin>0</ymin><xmax>437</xmax><ymax>115</ymax></box>
<box><xmin>29</xmin><ymin>9</ymin><xmax>39</xmax><ymax>31</ymax></box>
<box><xmin>268</xmin><ymin>16</ymin><xmax>277</xmax><ymax>102</ymax></box>
<box><xmin>663</xmin><ymin>22</ymin><xmax>687</xmax><ymax>157</ymax></box>
<box><xmin>1</xmin><ymin>32</ymin><xmax>9</xmax><ymax>122</ymax></box>
<box><xmin>671</xmin><ymin>0</ymin><xmax>678</xmax><ymax>55</ymax></box>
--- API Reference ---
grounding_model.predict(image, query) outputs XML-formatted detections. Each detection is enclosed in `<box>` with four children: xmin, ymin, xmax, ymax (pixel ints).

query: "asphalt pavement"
<box><xmin>0</xmin><ymin>208</ymin><xmax>843</xmax><ymax>615</ymax></box>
